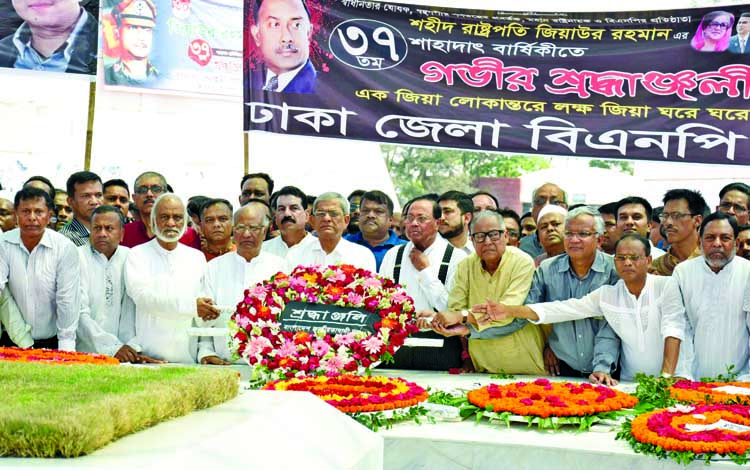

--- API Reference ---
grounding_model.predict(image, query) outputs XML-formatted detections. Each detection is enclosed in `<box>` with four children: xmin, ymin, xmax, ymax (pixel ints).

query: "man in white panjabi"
<box><xmin>198</xmin><ymin>203</ymin><xmax>285</xmax><ymax>364</ymax></box>
<box><xmin>125</xmin><ymin>193</ymin><xmax>206</xmax><ymax>363</ymax></box>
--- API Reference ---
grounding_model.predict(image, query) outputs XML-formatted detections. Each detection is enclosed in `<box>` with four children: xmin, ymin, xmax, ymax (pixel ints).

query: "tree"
<box><xmin>382</xmin><ymin>145</ymin><xmax>550</xmax><ymax>204</ymax></box>
<box><xmin>588</xmin><ymin>159</ymin><xmax>634</xmax><ymax>175</ymax></box>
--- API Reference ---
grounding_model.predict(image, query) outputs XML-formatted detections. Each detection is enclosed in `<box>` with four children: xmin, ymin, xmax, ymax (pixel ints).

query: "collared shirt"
<box><xmin>650</xmin><ymin>241</ymin><xmax>666</xmax><ymax>259</ymax></box>
<box><xmin>262</xmin><ymin>232</ymin><xmax>316</xmax><ymax>264</ymax></box>
<box><xmin>520</xmin><ymin>233</ymin><xmax>545</xmax><ymax>258</ymax></box>
<box><xmin>380</xmin><ymin>236</ymin><xmax>467</xmax><ymax>312</ymax></box>
<box><xmin>449</xmin><ymin>237</ymin><xmax>475</xmax><ymax>256</ymax></box>
<box><xmin>59</xmin><ymin>218</ymin><xmax>90</xmax><ymax>247</ymax></box>
<box><xmin>0</xmin><ymin>229</ymin><xmax>80</xmax><ymax>350</ymax></box>
<box><xmin>666</xmin><ymin>256</ymin><xmax>750</xmax><ymax>380</ymax></box>
<box><xmin>345</xmin><ymin>230</ymin><xmax>406</xmax><ymax>270</ymax></box>
<box><xmin>649</xmin><ymin>245</ymin><xmax>701</xmax><ymax>276</ymax></box>
<box><xmin>121</xmin><ymin>219</ymin><xmax>202</xmax><ymax>250</ymax></box>
<box><xmin>531</xmin><ymin>275</ymin><xmax>684</xmax><ymax>381</ymax></box>
<box><xmin>524</xmin><ymin>251</ymin><xmax>621</xmax><ymax>374</ymax></box>
<box><xmin>264</xmin><ymin>61</ymin><xmax>305</xmax><ymax>91</ymax></box>
<box><xmin>449</xmin><ymin>247</ymin><xmax>545</xmax><ymax>374</ymax></box>
<box><xmin>12</xmin><ymin>8</ymin><xmax>87</xmax><ymax>73</ymax></box>
<box><xmin>199</xmin><ymin>251</ymin><xmax>286</xmax><ymax>362</ymax></box>
<box><xmin>125</xmin><ymin>239</ymin><xmax>207</xmax><ymax>363</ymax></box>
<box><xmin>77</xmin><ymin>244</ymin><xmax>135</xmax><ymax>357</ymax></box>
<box><xmin>290</xmin><ymin>237</ymin><xmax>377</xmax><ymax>273</ymax></box>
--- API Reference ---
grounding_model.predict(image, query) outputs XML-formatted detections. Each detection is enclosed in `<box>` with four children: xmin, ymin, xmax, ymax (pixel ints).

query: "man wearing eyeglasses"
<box><xmin>471</xmin><ymin>234</ymin><xmax>685</xmax><ymax>384</ymax></box>
<box><xmin>289</xmin><ymin>192</ymin><xmax>376</xmax><ymax>272</ymax></box>
<box><xmin>198</xmin><ymin>203</ymin><xmax>285</xmax><ymax>364</ymax></box>
<box><xmin>121</xmin><ymin>171</ymin><xmax>201</xmax><ymax>250</ymax></box>
<box><xmin>430</xmin><ymin>210</ymin><xmax>544</xmax><ymax>374</ymax></box>
<box><xmin>717</xmin><ymin>182</ymin><xmax>750</xmax><ymax>226</ymax></box>
<box><xmin>519</xmin><ymin>183</ymin><xmax>568</xmax><ymax>258</ymax></box>
<box><xmin>650</xmin><ymin>189</ymin><xmax>707</xmax><ymax>276</ymax></box>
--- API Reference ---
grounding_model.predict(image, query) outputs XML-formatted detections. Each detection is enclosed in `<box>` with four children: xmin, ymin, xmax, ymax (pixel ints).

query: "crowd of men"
<box><xmin>0</xmin><ymin>170</ymin><xmax>749</xmax><ymax>384</ymax></box>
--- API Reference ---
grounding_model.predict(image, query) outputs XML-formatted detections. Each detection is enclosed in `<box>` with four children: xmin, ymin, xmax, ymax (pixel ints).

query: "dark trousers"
<box><xmin>0</xmin><ymin>330</ymin><xmax>58</xmax><ymax>350</ymax></box>
<box><xmin>380</xmin><ymin>331</ymin><xmax>463</xmax><ymax>371</ymax></box>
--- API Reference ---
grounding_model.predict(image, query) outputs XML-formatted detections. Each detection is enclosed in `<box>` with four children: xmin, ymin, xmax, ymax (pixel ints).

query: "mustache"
<box><xmin>276</xmin><ymin>44</ymin><xmax>299</xmax><ymax>53</ymax></box>
<box><xmin>281</xmin><ymin>216</ymin><xmax>296</xmax><ymax>224</ymax></box>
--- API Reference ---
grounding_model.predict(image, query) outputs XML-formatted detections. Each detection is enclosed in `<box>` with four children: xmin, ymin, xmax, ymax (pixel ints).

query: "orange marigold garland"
<box><xmin>264</xmin><ymin>375</ymin><xmax>429</xmax><ymax>413</ymax></box>
<box><xmin>669</xmin><ymin>380</ymin><xmax>750</xmax><ymax>405</ymax></box>
<box><xmin>0</xmin><ymin>346</ymin><xmax>119</xmax><ymax>366</ymax></box>
<box><xmin>619</xmin><ymin>404</ymin><xmax>750</xmax><ymax>465</ymax></box>
<box><xmin>468</xmin><ymin>378</ymin><xmax>638</xmax><ymax>417</ymax></box>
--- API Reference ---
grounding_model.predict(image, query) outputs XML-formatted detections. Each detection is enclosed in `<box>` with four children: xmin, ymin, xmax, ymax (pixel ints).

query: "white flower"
<box><xmin>667</xmin><ymin>404</ymin><xmax>695</xmax><ymax>413</ymax></box>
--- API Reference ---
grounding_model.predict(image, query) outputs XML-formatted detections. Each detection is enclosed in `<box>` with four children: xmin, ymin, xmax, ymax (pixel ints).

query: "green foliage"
<box><xmin>426</xmin><ymin>389</ymin><xmax>469</xmax><ymax>408</ymax></box>
<box><xmin>0</xmin><ymin>362</ymin><xmax>238</xmax><ymax>457</ymax></box>
<box><xmin>700</xmin><ymin>364</ymin><xmax>740</xmax><ymax>383</ymax></box>
<box><xmin>588</xmin><ymin>159</ymin><xmax>635</xmax><ymax>175</ymax></box>
<box><xmin>381</xmin><ymin>145</ymin><xmax>550</xmax><ymax>204</ymax></box>
<box><xmin>351</xmin><ymin>405</ymin><xmax>431</xmax><ymax>432</ymax></box>
<box><xmin>632</xmin><ymin>373</ymin><xmax>677</xmax><ymax>410</ymax></box>
<box><xmin>489</xmin><ymin>371</ymin><xmax>515</xmax><ymax>380</ymax></box>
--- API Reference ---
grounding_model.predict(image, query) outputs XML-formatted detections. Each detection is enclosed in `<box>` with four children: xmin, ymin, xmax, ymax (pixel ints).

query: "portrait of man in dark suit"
<box><xmin>249</xmin><ymin>0</ymin><xmax>316</xmax><ymax>94</ymax></box>
<box><xmin>728</xmin><ymin>12</ymin><xmax>750</xmax><ymax>53</ymax></box>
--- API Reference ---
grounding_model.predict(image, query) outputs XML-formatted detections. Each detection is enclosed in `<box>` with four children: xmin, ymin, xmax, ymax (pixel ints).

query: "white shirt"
<box><xmin>0</xmin><ymin>228</ymin><xmax>80</xmax><ymax>351</ymax></box>
<box><xmin>264</xmin><ymin>61</ymin><xmax>305</xmax><ymax>91</ymax></box>
<box><xmin>666</xmin><ymin>256</ymin><xmax>750</xmax><ymax>380</ymax></box>
<box><xmin>77</xmin><ymin>244</ymin><xmax>136</xmax><ymax>357</ymax></box>
<box><xmin>650</xmin><ymin>241</ymin><xmax>666</xmax><ymax>259</ymax></box>
<box><xmin>125</xmin><ymin>239</ymin><xmax>206</xmax><ymax>363</ymax></box>
<box><xmin>262</xmin><ymin>232</ymin><xmax>316</xmax><ymax>267</ymax></box>
<box><xmin>379</xmin><ymin>236</ymin><xmax>467</xmax><ymax>312</ymax></box>
<box><xmin>531</xmin><ymin>275</ymin><xmax>684</xmax><ymax>381</ymax></box>
<box><xmin>199</xmin><ymin>251</ymin><xmax>286</xmax><ymax>361</ymax></box>
<box><xmin>290</xmin><ymin>236</ymin><xmax>377</xmax><ymax>272</ymax></box>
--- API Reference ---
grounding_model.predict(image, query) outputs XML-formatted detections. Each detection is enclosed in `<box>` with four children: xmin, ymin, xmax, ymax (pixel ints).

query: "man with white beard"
<box><xmin>125</xmin><ymin>193</ymin><xmax>207</xmax><ymax>363</ymax></box>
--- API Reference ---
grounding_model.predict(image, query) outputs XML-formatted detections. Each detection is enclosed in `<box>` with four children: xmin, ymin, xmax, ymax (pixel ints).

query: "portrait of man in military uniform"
<box><xmin>104</xmin><ymin>0</ymin><xmax>159</xmax><ymax>86</ymax></box>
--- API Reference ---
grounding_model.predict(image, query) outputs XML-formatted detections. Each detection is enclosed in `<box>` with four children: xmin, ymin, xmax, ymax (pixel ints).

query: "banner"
<box><xmin>0</xmin><ymin>0</ymin><xmax>99</xmax><ymax>76</ymax></box>
<box><xmin>101</xmin><ymin>0</ymin><xmax>242</xmax><ymax>96</ymax></box>
<box><xmin>244</xmin><ymin>1</ymin><xmax>750</xmax><ymax>165</ymax></box>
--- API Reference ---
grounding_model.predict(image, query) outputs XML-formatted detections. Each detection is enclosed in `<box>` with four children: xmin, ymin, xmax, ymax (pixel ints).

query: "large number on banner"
<box><xmin>330</xmin><ymin>19</ymin><xmax>407</xmax><ymax>71</ymax></box>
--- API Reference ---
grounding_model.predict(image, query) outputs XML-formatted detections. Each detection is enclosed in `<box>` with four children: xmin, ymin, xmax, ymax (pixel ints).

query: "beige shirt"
<box><xmin>449</xmin><ymin>247</ymin><xmax>546</xmax><ymax>374</ymax></box>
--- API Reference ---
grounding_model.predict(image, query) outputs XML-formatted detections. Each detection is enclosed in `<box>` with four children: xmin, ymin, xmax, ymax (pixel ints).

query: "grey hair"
<box><xmin>150</xmin><ymin>193</ymin><xmax>187</xmax><ymax>241</ymax></box>
<box><xmin>312</xmin><ymin>192</ymin><xmax>350</xmax><ymax>215</ymax></box>
<box><xmin>233</xmin><ymin>204</ymin><xmax>271</xmax><ymax>227</ymax></box>
<box><xmin>469</xmin><ymin>210</ymin><xmax>506</xmax><ymax>232</ymax></box>
<box><xmin>134</xmin><ymin>171</ymin><xmax>167</xmax><ymax>189</ymax></box>
<box><xmin>566</xmin><ymin>205</ymin><xmax>605</xmax><ymax>235</ymax></box>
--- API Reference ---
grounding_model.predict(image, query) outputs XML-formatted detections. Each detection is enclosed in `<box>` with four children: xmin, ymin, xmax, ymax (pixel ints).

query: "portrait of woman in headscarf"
<box><xmin>691</xmin><ymin>11</ymin><xmax>735</xmax><ymax>52</ymax></box>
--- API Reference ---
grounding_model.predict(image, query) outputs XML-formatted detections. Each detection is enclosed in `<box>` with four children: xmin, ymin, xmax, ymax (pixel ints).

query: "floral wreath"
<box><xmin>264</xmin><ymin>375</ymin><xmax>429</xmax><ymax>413</ymax></box>
<box><xmin>229</xmin><ymin>264</ymin><xmax>417</xmax><ymax>383</ymax></box>
<box><xmin>670</xmin><ymin>380</ymin><xmax>750</xmax><ymax>405</ymax></box>
<box><xmin>0</xmin><ymin>346</ymin><xmax>119</xmax><ymax>366</ymax></box>
<box><xmin>466</xmin><ymin>379</ymin><xmax>638</xmax><ymax>430</ymax></box>
<box><xmin>620</xmin><ymin>404</ymin><xmax>750</xmax><ymax>465</ymax></box>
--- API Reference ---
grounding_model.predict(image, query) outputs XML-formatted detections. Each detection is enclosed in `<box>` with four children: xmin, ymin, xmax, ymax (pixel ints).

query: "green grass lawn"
<box><xmin>0</xmin><ymin>362</ymin><xmax>239</xmax><ymax>458</ymax></box>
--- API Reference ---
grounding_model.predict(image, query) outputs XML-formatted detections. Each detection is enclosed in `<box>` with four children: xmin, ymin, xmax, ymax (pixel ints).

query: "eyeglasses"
<box><xmin>233</xmin><ymin>224</ymin><xmax>265</xmax><ymax>235</ymax></box>
<box><xmin>314</xmin><ymin>210</ymin><xmax>343</xmax><ymax>219</ymax></box>
<box><xmin>134</xmin><ymin>185</ymin><xmax>165</xmax><ymax>195</ymax></box>
<box><xmin>707</xmin><ymin>21</ymin><xmax>730</xmax><ymax>29</ymax></box>
<box><xmin>405</xmin><ymin>215</ymin><xmax>433</xmax><ymax>224</ymax></box>
<box><xmin>533</xmin><ymin>197</ymin><xmax>566</xmax><ymax>207</ymax></box>
<box><xmin>661</xmin><ymin>212</ymin><xmax>695</xmax><ymax>221</ymax></box>
<box><xmin>470</xmin><ymin>230</ymin><xmax>505</xmax><ymax>243</ymax></box>
<box><xmin>719</xmin><ymin>202</ymin><xmax>748</xmax><ymax>214</ymax></box>
<box><xmin>563</xmin><ymin>231</ymin><xmax>595</xmax><ymax>239</ymax></box>
<box><xmin>614</xmin><ymin>254</ymin><xmax>646</xmax><ymax>262</ymax></box>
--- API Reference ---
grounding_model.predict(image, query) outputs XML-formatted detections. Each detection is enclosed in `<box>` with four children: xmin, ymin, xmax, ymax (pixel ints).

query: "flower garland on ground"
<box><xmin>264</xmin><ymin>375</ymin><xmax>429</xmax><ymax>413</ymax></box>
<box><xmin>466</xmin><ymin>378</ymin><xmax>638</xmax><ymax>430</ymax></box>
<box><xmin>468</xmin><ymin>378</ymin><xmax>638</xmax><ymax>417</ymax></box>
<box><xmin>618</xmin><ymin>404</ymin><xmax>750</xmax><ymax>465</ymax></box>
<box><xmin>229</xmin><ymin>264</ymin><xmax>417</xmax><ymax>383</ymax></box>
<box><xmin>0</xmin><ymin>346</ymin><xmax>119</xmax><ymax>365</ymax></box>
<box><xmin>669</xmin><ymin>380</ymin><xmax>750</xmax><ymax>405</ymax></box>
